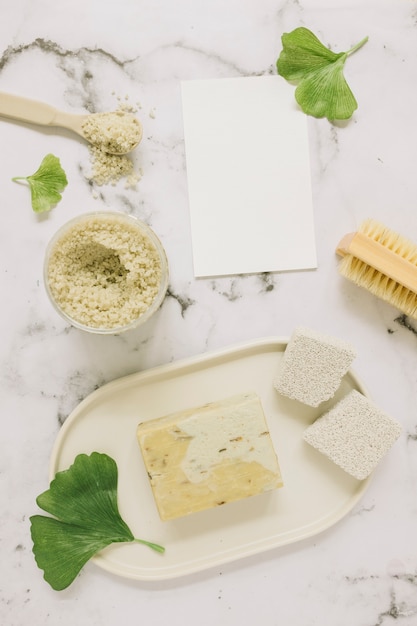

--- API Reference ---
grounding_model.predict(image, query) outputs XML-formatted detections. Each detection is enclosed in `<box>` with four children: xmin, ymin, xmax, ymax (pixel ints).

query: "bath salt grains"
<box><xmin>46</xmin><ymin>213</ymin><xmax>165</xmax><ymax>330</ymax></box>
<box><xmin>81</xmin><ymin>101</ymin><xmax>144</xmax><ymax>188</ymax></box>
<box><xmin>87</xmin><ymin>146</ymin><xmax>139</xmax><ymax>187</ymax></box>
<box><xmin>82</xmin><ymin>111</ymin><xmax>142</xmax><ymax>156</ymax></box>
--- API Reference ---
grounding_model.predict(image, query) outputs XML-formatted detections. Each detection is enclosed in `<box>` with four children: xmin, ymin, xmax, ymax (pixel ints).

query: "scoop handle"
<box><xmin>0</xmin><ymin>91</ymin><xmax>63</xmax><ymax>125</ymax></box>
<box><xmin>0</xmin><ymin>91</ymin><xmax>86</xmax><ymax>135</ymax></box>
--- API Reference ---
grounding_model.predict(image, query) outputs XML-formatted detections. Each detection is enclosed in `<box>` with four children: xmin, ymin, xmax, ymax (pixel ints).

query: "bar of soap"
<box><xmin>136</xmin><ymin>392</ymin><xmax>283</xmax><ymax>521</ymax></box>
<box><xmin>303</xmin><ymin>390</ymin><xmax>402</xmax><ymax>480</ymax></box>
<box><xmin>274</xmin><ymin>326</ymin><xmax>357</xmax><ymax>407</ymax></box>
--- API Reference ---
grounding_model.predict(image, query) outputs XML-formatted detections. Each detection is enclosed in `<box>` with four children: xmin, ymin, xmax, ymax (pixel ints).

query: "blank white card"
<box><xmin>181</xmin><ymin>76</ymin><xmax>317</xmax><ymax>277</ymax></box>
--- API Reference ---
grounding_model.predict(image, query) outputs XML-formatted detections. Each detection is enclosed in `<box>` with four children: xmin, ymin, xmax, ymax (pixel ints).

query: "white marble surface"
<box><xmin>1</xmin><ymin>0</ymin><xmax>417</xmax><ymax>623</ymax></box>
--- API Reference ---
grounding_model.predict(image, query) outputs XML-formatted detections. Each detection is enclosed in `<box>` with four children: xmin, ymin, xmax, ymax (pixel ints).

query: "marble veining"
<box><xmin>1</xmin><ymin>1</ymin><xmax>417</xmax><ymax>624</ymax></box>
<box><xmin>395</xmin><ymin>314</ymin><xmax>417</xmax><ymax>337</ymax></box>
<box><xmin>166</xmin><ymin>287</ymin><xmax>196</xmax><ymax>318</ymax></box>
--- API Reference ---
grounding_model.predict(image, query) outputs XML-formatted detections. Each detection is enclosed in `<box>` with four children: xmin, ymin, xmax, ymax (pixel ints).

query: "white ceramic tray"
<box><xmin>50</xmin><ymin>337</ymin><xmax>372</xmax><ymax>582</ymax></box>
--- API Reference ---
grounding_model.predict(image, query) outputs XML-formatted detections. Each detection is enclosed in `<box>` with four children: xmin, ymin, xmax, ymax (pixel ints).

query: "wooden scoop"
<box><xmin>0</xmin><ymin>92</ymin><xmax>142</xmax><ymax>155</ymax></box>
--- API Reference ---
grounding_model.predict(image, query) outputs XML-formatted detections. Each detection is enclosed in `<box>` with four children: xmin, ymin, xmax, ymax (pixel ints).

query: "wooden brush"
<box><xmin>336</xmin><ymin>219</ymin><xmax>417</xmax><ymax>319</ymax></box>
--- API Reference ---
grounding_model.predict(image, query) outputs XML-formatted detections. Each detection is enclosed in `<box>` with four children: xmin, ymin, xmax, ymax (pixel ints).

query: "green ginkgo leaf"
<box><xmin>12</xmin><ymin>153</ymin><xmax>68</xmax><ymax>213</ymax></box>
<box><xmin>30</xmin><ymin>452</ymin><xmax>164</xmax><ymax>591</ymax></box>
<box><xmin>276</xmin><ymin>27</ymin><xmax>368</xmax><ymax>120</ymax></box>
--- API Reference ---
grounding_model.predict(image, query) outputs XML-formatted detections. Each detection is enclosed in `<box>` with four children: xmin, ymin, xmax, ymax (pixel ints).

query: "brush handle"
<box><xmin>336</xmin><ymin>231</ymin><xmax>417</xmax><ymax>293</ymax></box>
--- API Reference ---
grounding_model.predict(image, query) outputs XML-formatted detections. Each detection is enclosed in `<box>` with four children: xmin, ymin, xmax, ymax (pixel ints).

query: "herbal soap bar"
<box><xmin>136</xmin><ymin>392</ymin><xmax>283</xmax><ymax>521</ymax></box>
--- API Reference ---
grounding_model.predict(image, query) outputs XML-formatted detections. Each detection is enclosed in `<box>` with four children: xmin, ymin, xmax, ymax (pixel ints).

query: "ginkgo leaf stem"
<box><xmin>347</xmin><ymin>36</ymin><xmax>369</xmax><ymax>57</ymax></box>
<box><xmin>134</xmin><ymin>538</ymin><xmax>166</xmax><ymax>553</ymax></box>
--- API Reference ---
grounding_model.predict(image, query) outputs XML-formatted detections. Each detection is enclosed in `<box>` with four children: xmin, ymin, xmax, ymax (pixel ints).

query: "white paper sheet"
<box><xmin>181</xmin><ymin>76</ymin><xmax>317</xmax><ymax>278</ymax></box>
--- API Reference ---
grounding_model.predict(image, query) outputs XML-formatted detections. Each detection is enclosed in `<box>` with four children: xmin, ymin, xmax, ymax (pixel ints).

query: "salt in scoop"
<box><xmin>0</xmin><ymin>92</ymin><xmax>142</xmax><ymax>155</ymax></box>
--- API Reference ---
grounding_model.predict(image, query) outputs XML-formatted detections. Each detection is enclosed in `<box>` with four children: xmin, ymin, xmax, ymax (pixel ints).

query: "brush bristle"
<box><xmin>338</xmin><ymin>219</ymin><xmax>417</xmax><ymax>319</ymax></box>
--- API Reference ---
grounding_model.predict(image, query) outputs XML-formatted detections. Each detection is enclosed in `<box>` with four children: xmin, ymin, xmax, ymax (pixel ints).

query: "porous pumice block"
<box><xmin>136</xmin><ymin>392</ymin><xmax>283</xmax><ymax>521</ymax></box>
<box><xmin>274</xmin><ymin>327</ymin><xmax>357</xmax><ymax>407</ymax></box>
<box><xmin>303</xmin><ymin>389</ymin><xmax>402</xmax><ymax>480</ymax></box>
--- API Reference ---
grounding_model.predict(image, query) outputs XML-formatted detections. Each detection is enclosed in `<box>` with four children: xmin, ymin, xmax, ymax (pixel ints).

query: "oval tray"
<box><xmin>50</xmin><ymin>337</ymin><xmax>372</xmax><ymax>581</ymax></box>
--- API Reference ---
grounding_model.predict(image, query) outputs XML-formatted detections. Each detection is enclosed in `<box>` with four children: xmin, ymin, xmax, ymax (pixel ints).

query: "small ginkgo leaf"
<box><xmin>277</xmin><ymin>27</ymin><xmax>345</xmax><ymax>80</ymax></box>
<box><xmin>276</xmin><ymin>27</ymin><xmax>368</xmax><ymax>120</ymax></box>
<box><xmin>30</xmin><ymin>515</ymin><xmax>124</xmax><ymax>591</ymax></box>
<box><xmin>30</xmin><ymin>452</ymin><xmax>164</xmax><ymax>591</ymax></box>
<box><xmin>294</xmin><ymin>59</ymin><xmax>358</xmax><ymax>120</ymax></box>
<box><xmin>12</xmin><ymin>153</ymin><xmax>68</xmax><ymax>213</ymax></box>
